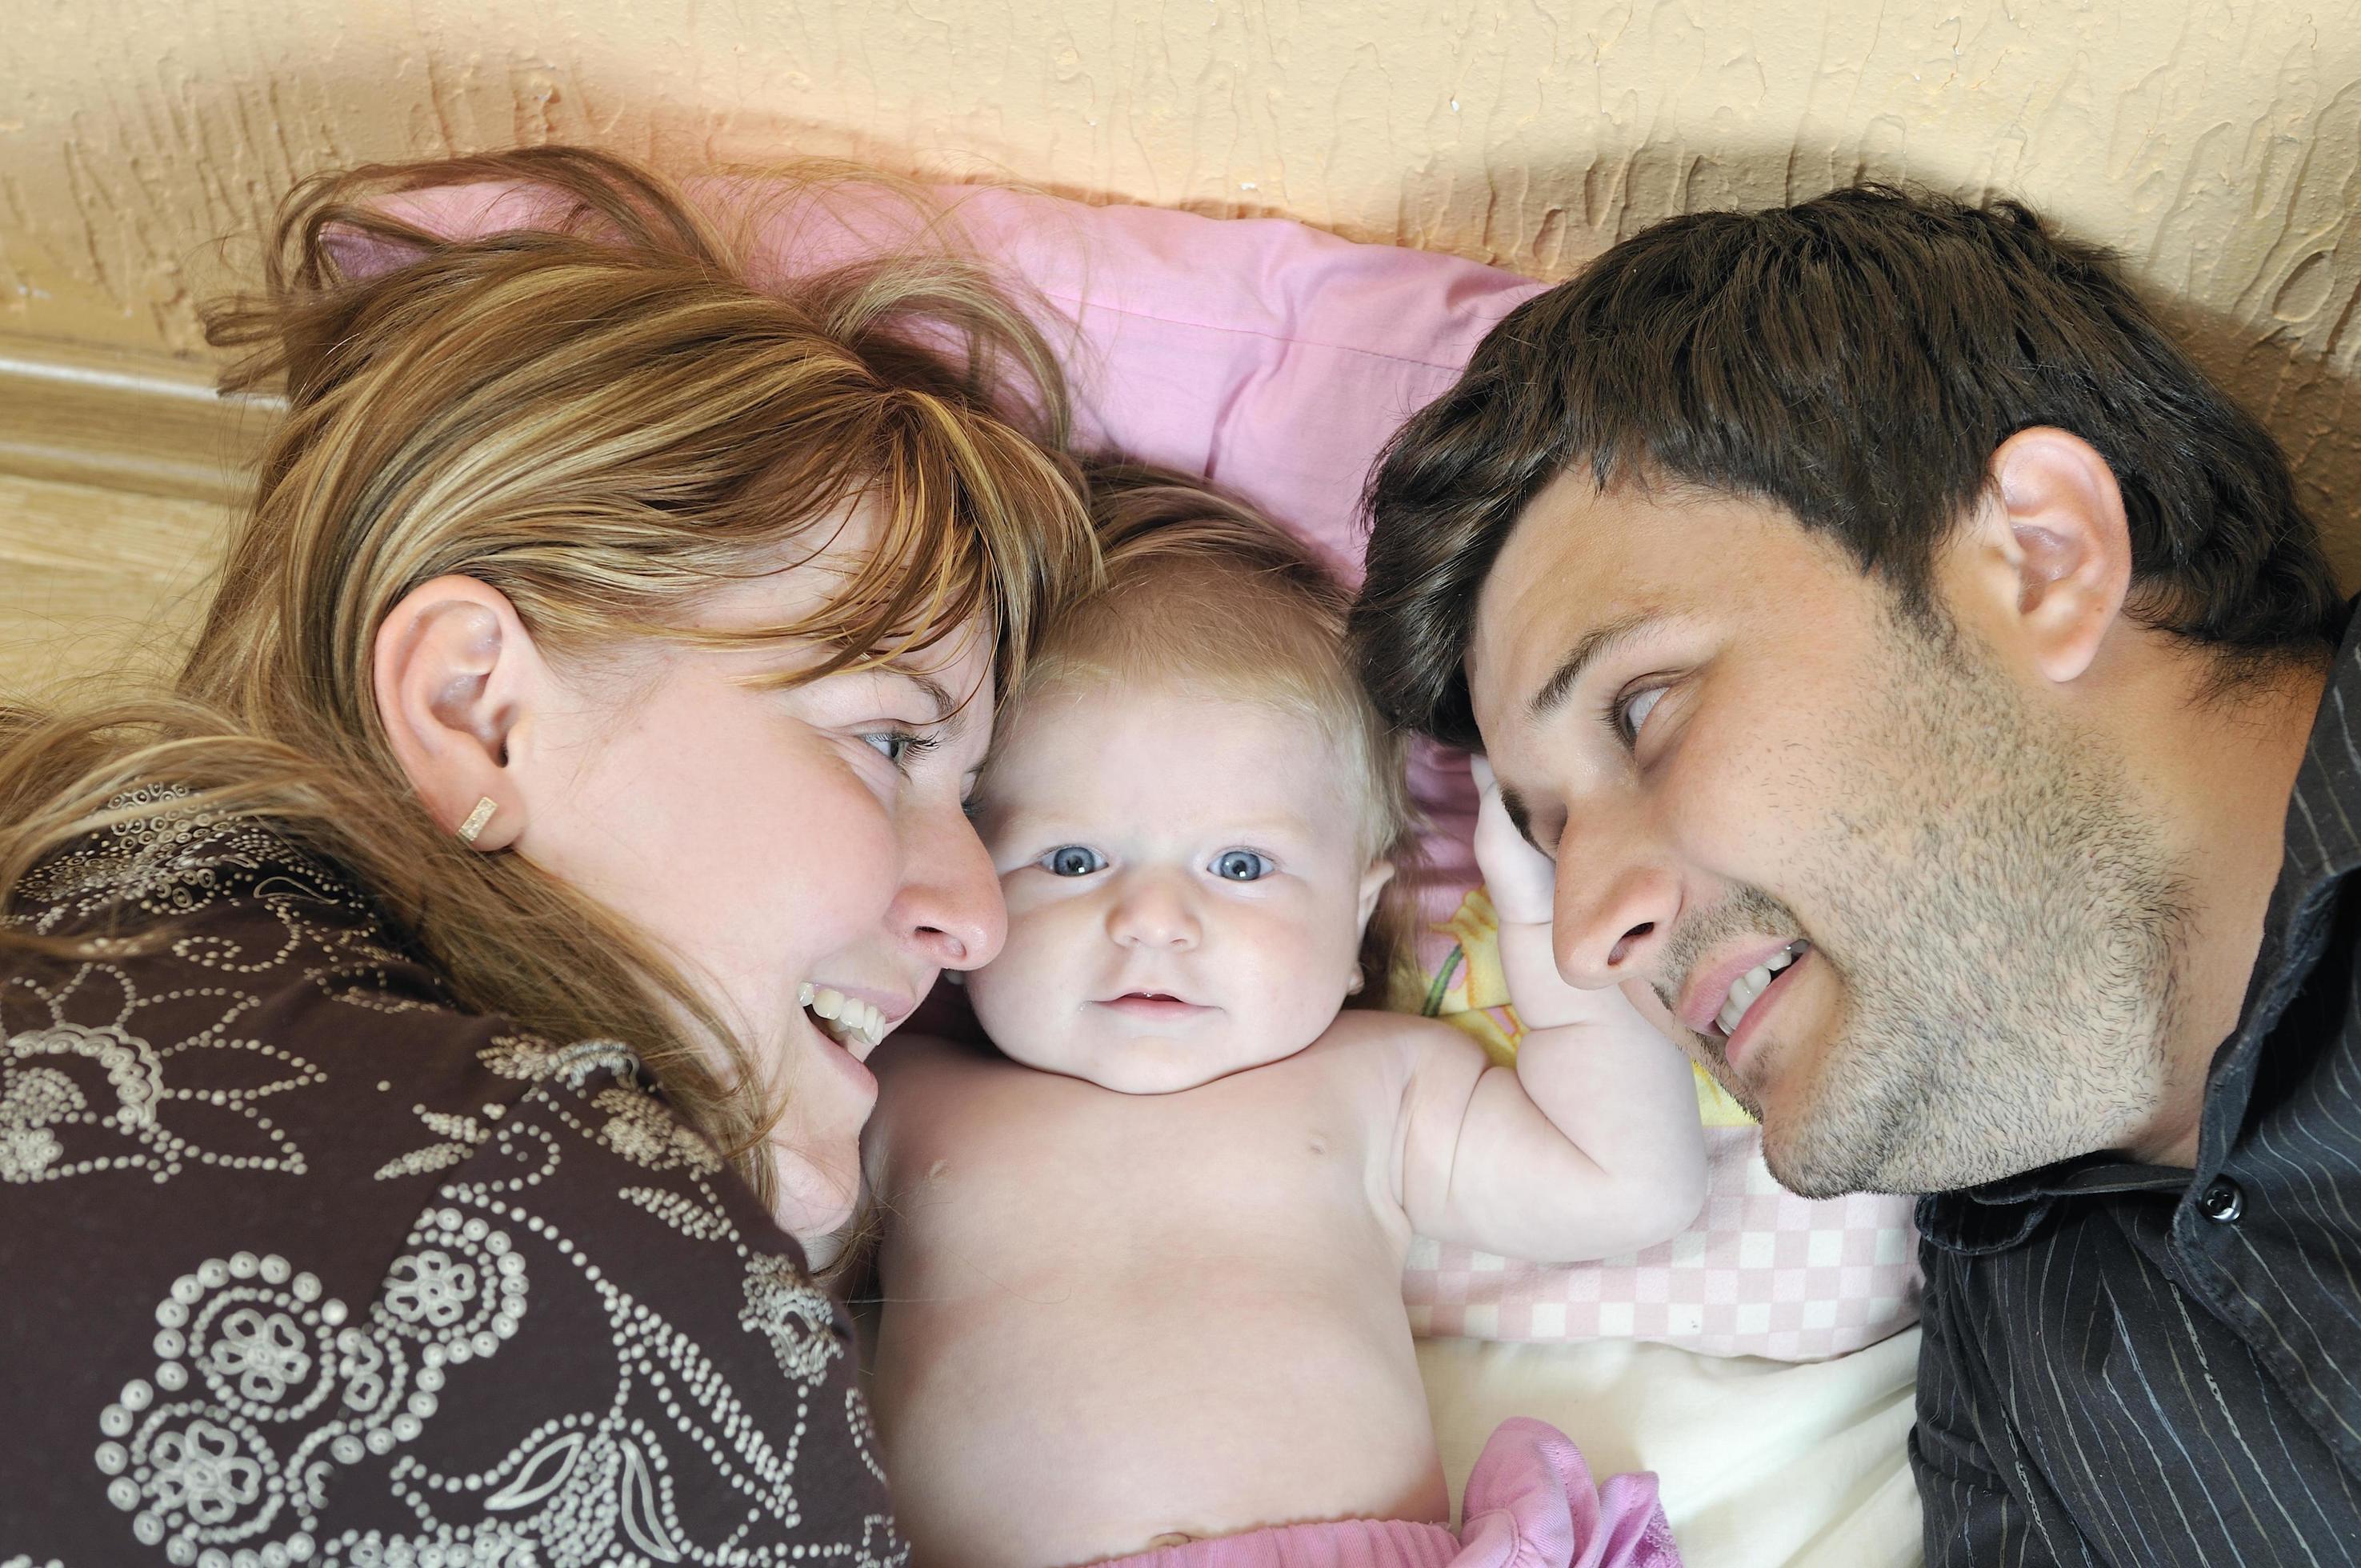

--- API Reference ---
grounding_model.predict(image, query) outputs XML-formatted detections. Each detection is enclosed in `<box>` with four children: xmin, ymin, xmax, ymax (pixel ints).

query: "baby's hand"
<box><xmin>1395</xmin><ymin>758</ymin><xmax>1706</xmax><ymax>1261</ymax></box>
<box><xmin>1471</xmin><ymin>755</ymin><xmax>1649</xmax><ymax>1036</ymax></box>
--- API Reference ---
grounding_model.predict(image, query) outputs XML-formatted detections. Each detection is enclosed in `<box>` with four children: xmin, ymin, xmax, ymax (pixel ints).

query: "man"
<box><xmin>1350</xmin><ymin>186</ymin><xmax>2359</xmax><ymax>1564</ymax></box>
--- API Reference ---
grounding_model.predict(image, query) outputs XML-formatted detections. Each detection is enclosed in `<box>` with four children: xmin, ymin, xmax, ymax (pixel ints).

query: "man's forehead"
<box><xmin>1467</xmin><ymin>475</ymin><xmax>1655</xmax><ymax>733</ymax></box>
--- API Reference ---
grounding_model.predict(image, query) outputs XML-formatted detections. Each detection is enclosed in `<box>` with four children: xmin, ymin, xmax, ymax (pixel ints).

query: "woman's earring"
<box><xmin>1345</xmin><ymin>965</ymin><xmax>1365</xmax><ymax>997</ymax></box>
<box><xmin>455</xmin><ymin>796</ymin><xmax>499</xmax><ymax>845</ymax></box>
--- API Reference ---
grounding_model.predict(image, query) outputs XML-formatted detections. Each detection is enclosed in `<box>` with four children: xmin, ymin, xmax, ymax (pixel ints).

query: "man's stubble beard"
<box><xmin>1692</xmin><ymin>608</ymin><xmax>2186</xmax><ymax>1199</ymax></box>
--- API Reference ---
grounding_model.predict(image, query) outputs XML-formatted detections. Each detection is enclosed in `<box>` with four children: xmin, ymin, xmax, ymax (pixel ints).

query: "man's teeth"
<box><xmin>1715</xmin><ymin>942</ymin><xmax>1806</xmax><ymax>1038</ymax></box>
<box><xmin>797</xmin><ymin>982</ymin><xmax>886</xmax><ymax>1052</ymax></box>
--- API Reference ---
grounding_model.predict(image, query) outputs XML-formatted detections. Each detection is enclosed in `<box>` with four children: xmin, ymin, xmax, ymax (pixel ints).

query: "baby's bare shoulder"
<box><xmin>1304</xmin><ymin>1009</ymin><xmax>1491</xmax><ymax>1077</ymax></box>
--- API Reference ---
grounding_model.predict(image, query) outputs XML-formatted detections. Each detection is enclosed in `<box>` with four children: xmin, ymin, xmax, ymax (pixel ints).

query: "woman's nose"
<box><xmin>897</xmin><ymin>802</ymin><xmax>1007</xmax><ymax>971</ymax></box>
<box><xmin>1106</xmin><ymin>870</ymin><xmax>1199</xmax><ymax>950</ymax></box>
<box><xmin>1551</xmin><ymin>806</ymin><xmax>1679</xmax><ymax>989</ymax></box>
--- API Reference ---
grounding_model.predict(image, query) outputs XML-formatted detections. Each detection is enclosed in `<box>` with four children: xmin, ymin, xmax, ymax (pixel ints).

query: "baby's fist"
<box><xmin>1471</xmin><ymin>756</ymin><xmax>1589</xmax><ymax>1030</ymax></box>
<box><xmin>1470</xmin><ymin>755</ymin><xmax>1555</xmax><ymax>925</ymax></box>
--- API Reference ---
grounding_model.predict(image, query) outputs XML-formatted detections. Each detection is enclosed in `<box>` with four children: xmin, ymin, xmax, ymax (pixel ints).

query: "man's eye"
<box><xmin>1616</xmin><ymin>686</ymin><xmax>1667</xmax><ymax>743</ymax></box>
<box><xmin>1042</xmin><ymin>846</ymin><xmax>1105</xmax><ymax>877</ymax></box>
<box><xmin>1211</xmin><ymin>850</ymin><xmax>1271</xmax><ymax>882</ymax></box>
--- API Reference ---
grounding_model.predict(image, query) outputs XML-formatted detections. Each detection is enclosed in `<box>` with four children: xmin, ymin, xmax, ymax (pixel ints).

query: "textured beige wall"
<box><xmin>6</xmin><ymin>0</ymin><xmax>2358</xmax><ymax>558</ymax></box>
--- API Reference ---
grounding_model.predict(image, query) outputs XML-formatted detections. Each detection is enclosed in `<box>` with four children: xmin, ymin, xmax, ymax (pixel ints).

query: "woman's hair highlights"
<box><xmin>0</xmin><ymin>146</ymin><xmax>1099</xmax><ymax>1209</ymax></box>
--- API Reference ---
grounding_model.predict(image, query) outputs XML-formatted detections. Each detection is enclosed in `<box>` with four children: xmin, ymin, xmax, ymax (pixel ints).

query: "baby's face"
<box><xmin>965</xmin><ymin>683</ymin><xmax>1391</xmax><ymax>1093</ymax></box>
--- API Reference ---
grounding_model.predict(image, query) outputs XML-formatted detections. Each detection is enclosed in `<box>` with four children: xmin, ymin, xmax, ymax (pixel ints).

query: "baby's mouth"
<box><xmin>1097</xmin><ymin>991</ymin><xmax>1205</xmax><ymax>1017</ymax></box>
<box><xmin>799</xmin><ymin>982</ymin><xmax>886</xmax><ymax>1056</ymax></box>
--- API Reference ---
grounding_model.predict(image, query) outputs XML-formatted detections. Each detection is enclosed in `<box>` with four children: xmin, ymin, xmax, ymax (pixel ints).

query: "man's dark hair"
<box><xmin>1352</xmin><ymin>184</ymin><xmax>2345</xmax><ymax>748</ymax></box>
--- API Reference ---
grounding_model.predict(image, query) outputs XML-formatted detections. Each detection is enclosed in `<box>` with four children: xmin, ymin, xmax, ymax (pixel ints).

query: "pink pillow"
<box><xmin>382</xmin><ymin>175</ymin><xmax>1922</xmax><ymax>1362</ymax></box>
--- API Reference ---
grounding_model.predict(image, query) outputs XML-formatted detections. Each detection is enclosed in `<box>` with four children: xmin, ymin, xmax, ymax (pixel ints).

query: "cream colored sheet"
<box><xmin>1419</xmin><ymin>1330</ymin><xmax>1923</xmax><ymax>1568</ymax></box>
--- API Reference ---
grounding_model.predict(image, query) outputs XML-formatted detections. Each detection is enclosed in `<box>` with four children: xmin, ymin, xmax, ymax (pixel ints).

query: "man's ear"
<box><xmin>372</xmin><ymin>575</ymin><xmax>542</xmax><ymax>850</ymax></box>
<box><xmin>1949</xmin><ymin>426</ymin><xmax>2134</xmax><ymax>686</ymax></box>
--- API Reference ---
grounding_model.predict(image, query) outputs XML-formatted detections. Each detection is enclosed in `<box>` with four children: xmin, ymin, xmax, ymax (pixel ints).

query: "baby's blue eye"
<box><xmin>1212</xmin><ymin>850</ymin><xmax>1271</xmax><ymax>882</ymax></box>
<box><xmin>1043</xmin><ymin>846</ymin><xmax>1105</xmax><ymax>877</ymax></box>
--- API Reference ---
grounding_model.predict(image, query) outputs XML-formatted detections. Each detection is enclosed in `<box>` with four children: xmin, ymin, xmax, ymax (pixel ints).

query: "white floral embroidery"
<box><xmin>336</xmin><ymin>1327</ymin><xmax>391</xmax><ymax>1416</ymax></box>
<box><xmin>1</xmin><ymin>974</ymin><xmax>317</xmax><ymax>1184</ymax></box>
<box><xmin>102</xmin><ymin>1221</ymin><xmax>894</xmax><ymax>1563</ymax></box>
<box><xmin>210</xmin><ymin>1306</ymin><xmax>313</xmax><ymax>1403</ymax></box>
<box><xmin>149</xmin><ymin>1417</ymin><xmax>264</xmax><ymax>1524</ymax></box>
<box><xmin>620</xmin><ymin>1184</ymin><xmax>734</xmax><ymax>1241</ymax></box>
<box><xmin>0</xmin><ymin>1022</ymin><xmax>166</xmax><ymax>1184</ymax></box>
<box><xmin>476</xmin><ymin>1032</ymin><xmax>562</xmax><ymax>1081</ymax></box>
<box><xmin>0</xmin><ymin>1122</ymin><xmax>62</xmax><ymax>1180</ymax></box>
<box><xmin>374</xmin><ymin>1105</ymin><xmax>492</xmax><ymax>1181</ymax></box>
<box><xmin>740</xmin><ymin>1252</ymin><xmax>846</xmax><ymax>1386</ymax></box>
<box><xmin>383</xmin><ymin>1250</ymin><xmax>475</xmax><ymax>1329</ymax></box>
<box><xmin>369</xmin><ymin>1210</ymin><xmax>524</xmax><ymax>1357</ymax></box>
<box><xmin>848</xmin><ymin>1386</ymin><xmax>886</xmax><ymax>1486</ymax></box>
<box><xmin>27</xmin><ymin>797</ymin><xmax>902</xmax><ymax>1565</ymax></box>
<box><xmin>1</xmin><ymin>1060</ymin><xmax>86</xmax><ymax>1183</ymax></box>
<box><xmin>596</xmin><ymin>1084</ymin><xmax>724</xmax><ymax>1174</ymax></box>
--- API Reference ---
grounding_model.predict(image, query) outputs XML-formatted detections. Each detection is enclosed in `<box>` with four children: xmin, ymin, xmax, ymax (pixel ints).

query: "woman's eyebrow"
<box><xmin>902</xmin><ymin>670</ymin><xmax>958</xmax><ymax>722</ymax></box>
<box><xmin>863</xmin><ymin>664</ymin><xmax>961</xmax><ymax>724</ymax></box>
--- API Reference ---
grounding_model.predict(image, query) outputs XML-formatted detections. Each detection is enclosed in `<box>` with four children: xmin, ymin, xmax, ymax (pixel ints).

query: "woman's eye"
<box><xmin>1211</xmin><ymin>850</ymin><xmax>1271</xmax><ymax>882</ymax></box>
<box><xmin>862</xmin><ymin>728</ymin><xmax>939</xmax><ymax>771</ymax></box>
<box><xmin>1616</xmin><ymin>686</ymin><xmax>1667</xmax><ymax>743</ymax></box>
<box><xmin>1042</xmin><ymin>846</ymin><xmax>1105</xmax><ymax>877</ymax></box>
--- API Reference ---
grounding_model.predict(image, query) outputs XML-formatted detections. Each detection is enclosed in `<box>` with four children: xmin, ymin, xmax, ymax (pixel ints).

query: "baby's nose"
<box><xmin>1106</xmin><ymin>874</ymin><xmax>1200</xmax><ymax>950</ymax></box>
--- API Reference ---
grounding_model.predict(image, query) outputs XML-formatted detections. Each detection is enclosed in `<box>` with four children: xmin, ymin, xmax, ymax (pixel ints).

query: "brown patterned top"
<box><xmin>0</xmin><ymin>788</ymin><xmax>902</xmax><ymax>1567</ymax></box>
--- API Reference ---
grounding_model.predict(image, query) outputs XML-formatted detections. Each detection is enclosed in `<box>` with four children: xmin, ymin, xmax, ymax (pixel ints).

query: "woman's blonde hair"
<box><xmin>1018</xmin><ymin>461</ymin><xmax>1423</xmax><ymax>1004</ymax></box>
<box><xmin>0</xmin><ymin>147</ymin><xmax>1098</xmax><ymax>1206</ymax></box>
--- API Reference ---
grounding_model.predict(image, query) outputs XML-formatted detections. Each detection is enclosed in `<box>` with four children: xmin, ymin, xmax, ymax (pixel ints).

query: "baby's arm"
<box><xmin>1395</xmin><ymin>761</ymin><xmax>1707</xmax><ymax>1262</ymax></box>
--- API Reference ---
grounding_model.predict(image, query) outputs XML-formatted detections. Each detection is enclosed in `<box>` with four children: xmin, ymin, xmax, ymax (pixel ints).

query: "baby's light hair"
<box><xmin>1011</xmin><ymin>461</ymin><xmax>1423</xmax><ymax>1006</ymax></box>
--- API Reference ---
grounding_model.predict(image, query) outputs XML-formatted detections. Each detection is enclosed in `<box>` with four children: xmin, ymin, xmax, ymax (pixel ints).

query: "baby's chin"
<box><xmin>1006</xmin><ymin>1032</ymin><xmax>1314</xmax><ymax>1096</ymax></box>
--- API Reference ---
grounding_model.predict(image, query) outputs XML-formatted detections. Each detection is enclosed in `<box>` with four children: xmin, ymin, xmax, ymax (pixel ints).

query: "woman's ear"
<box><xmin>1947</xmin><ymin>426</ymin><xmax>2135</xmax><ymax>686</ymax></box>
<box><xmin>373</xmin><ymin>575</ymin><xmax>543</xmax><ymax>850</ymax></box>
<box><xmin>1357</xmin><ymin>857</ymin><xmax>1397</xmax><ymax>932</ymax></box>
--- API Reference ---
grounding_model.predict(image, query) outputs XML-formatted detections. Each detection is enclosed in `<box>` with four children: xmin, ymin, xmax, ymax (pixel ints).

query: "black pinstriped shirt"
<box><xmin>1911</xmin><ymin>610</ymin><xmax>2361</xmax><ymax>1566</ymax></box>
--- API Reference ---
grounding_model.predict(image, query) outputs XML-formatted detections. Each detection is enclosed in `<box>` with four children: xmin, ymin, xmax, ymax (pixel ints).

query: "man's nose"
<box><xmin>1106</xmin><ymin>869</ymin><xmax>1200</xmax><ymax>950</ymax></box>
<box><xmin>895</xmin><ymin>799</ymin><xmax>1007</xmax><ymax>972</ymax></box>
<box><xmin>1550</xmin><ymin>803</ymin><xmax>1679</xmax><ymax>989</ymax></box>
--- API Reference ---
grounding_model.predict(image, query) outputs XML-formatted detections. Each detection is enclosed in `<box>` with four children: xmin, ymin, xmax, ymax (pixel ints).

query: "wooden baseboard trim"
<box><xmin>0</xmin><ymin>338</ymin><xmax>278</xmax><ymax>506</ymax></box>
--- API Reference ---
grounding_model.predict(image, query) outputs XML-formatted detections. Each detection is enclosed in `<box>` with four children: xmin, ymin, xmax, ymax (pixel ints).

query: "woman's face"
<box><xmin>515</xmin><ymin>514</ymin><xmax>1003</xmax><ymax>1240</ymax></box>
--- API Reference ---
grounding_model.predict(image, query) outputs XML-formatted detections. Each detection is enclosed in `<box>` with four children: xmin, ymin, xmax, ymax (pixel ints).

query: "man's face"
<box><xmin>1467</xmin><ymin>470</ymin><xmax>2181</xmax><ymax>1197</ymax></box>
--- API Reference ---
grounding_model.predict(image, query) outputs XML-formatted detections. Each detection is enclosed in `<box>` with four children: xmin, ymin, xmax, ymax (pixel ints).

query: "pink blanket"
<box><xmin>1098</xmin><ymin>1418</ymin><xmax>1680</xmax><ymax>1568</ymax></box>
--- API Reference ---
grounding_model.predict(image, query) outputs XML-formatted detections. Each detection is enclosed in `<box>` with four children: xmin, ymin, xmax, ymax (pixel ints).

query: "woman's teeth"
<box><xmin>798</xmin><ymin>982</ymin><xmax>886</xmax><ymax>1054</ymax></box>
<box><xmin>1715</xmin><ymin>942</ymin><xmax>1807</xmax><ymax>1038</ymax></box>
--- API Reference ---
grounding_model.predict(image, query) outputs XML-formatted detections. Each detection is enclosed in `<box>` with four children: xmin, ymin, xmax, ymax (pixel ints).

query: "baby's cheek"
<box><xmin>1235</xmin><ymin>912</ymin><xmax>1355</xmax><ymax>1030</ymax></box>
<box><xmin>966</xmin><ymin>903</ymin><xmax>1078</xmax><ymax>1040</ymax></box>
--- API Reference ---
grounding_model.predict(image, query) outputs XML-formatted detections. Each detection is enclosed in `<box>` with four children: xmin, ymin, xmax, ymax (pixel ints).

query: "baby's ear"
<box><xmin>1356</xmin><ymin>858</ymin><xmax>1396</xmax><ymax>930</ymax></box>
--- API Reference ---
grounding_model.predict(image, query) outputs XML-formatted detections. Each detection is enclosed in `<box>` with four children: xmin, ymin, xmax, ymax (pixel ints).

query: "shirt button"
<box><xmin>2198</xmin><ymin>1178</ymin><xmax>2244</xmax><ymax>1224</ymax></box>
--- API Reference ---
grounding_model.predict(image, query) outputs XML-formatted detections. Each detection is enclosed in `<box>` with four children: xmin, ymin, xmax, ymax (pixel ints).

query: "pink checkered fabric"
<box><xmin>1403</xmin><ymin>1128</ymin><xmax>1920</xmax><ymax>1361</ymax></box>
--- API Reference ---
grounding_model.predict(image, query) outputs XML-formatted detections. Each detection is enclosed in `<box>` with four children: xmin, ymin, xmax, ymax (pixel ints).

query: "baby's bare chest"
<box><xmin>880</xmin><ymin>1054</ymin><xmax>1409</xmax><ymax>1301</ymax></box>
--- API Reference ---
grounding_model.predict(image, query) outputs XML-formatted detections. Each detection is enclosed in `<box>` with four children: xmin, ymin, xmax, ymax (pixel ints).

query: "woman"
<box><xmin>0</xmin><ymin>147</ymin><xmax>1096</xmax><ymax>1565</ymax></box>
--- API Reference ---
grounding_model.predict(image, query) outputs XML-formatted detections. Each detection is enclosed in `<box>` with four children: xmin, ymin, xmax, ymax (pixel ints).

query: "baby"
<box><xmin>863</xmin><ymin>466</ymin><xmax>1707</xmax><ymax>1567</ymax></box>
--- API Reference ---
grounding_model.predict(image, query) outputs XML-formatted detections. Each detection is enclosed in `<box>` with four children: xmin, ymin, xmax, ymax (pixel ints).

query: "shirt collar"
<box><xmin>1919</xmin><ymin>601</ymin><xmax>2361</xmax><ymax>1256</ymax></box>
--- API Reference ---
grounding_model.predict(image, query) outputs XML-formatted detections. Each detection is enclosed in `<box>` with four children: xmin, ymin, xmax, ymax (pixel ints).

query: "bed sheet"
<box><xmin>1419</xmin><ymin>1332</ymin><xmax>1923</xmax><ymax>1568</ymax></box>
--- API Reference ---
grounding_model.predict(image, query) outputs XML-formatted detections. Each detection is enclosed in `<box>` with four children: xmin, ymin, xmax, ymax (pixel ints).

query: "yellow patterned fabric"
<box><xmin>1410</xmin><ymin>888</ymin><xmax>1755</xmax><ymax>1129</ymax></box>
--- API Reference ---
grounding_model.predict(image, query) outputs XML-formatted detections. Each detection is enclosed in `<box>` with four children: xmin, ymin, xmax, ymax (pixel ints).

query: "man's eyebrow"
<box><xmin>1525</xmin><ymin>611</ymin><xmax>1655</xmax><ymax>723</ymax></box>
